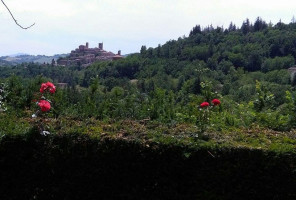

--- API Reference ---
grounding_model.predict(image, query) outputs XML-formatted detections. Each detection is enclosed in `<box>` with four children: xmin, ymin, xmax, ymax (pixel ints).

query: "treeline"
<box><xmin>140</xmin><ymin>17</ymin><xmax>296</xmax><ymax>72</ymax></box>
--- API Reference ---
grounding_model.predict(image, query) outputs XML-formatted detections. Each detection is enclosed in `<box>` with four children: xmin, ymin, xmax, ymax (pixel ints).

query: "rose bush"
<box><xmin>32</xmin><ymin>82</ymin><xmax>56</xmax><ymax>135</ymax></box>
<box><xmin>197</xmin><ymin>99</ymin><xmax>221</xmax><ymax>133</ymax></box>
<box><xmin>37</xmin><ymin>82</ymin><xmax>56</xmax><ymax>113</ymax></box>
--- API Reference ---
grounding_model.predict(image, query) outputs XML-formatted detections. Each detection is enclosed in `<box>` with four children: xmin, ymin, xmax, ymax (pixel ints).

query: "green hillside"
<box><xmin>1</xmin><ymin>17</ymin><xmax>296</xmax><ymax>146</ymax></box>
<box><xmin>0</xmin><ymin>54</ymin><xmax>68</xmax><ymax>66</ymax></box>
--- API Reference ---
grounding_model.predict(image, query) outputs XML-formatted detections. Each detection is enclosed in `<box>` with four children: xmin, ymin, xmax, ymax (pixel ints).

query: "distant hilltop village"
<box><xmin>57</xmin><ymin>42</ymin><xmax>123</xmax><ymax>67</ymax></box>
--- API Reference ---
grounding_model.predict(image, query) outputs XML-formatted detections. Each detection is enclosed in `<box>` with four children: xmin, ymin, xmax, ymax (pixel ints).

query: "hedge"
<box><xmin>0</xmin><ymin>129</ymin><xmax>296</xmax><ymax>199</ymax></box>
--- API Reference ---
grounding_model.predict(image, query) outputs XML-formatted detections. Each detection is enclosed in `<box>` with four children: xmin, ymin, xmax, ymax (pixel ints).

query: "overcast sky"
<box><xmin>0</xmin><ymin>0</ymin><xmax>295</xmax><ymax>56</ymax></box>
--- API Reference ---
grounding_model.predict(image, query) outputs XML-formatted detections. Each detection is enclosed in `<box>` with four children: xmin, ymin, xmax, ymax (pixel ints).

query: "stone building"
<box><xmin>57</xmin><ymin>42</ymin><xmax>123</xmax><ymax>67</ymax></box>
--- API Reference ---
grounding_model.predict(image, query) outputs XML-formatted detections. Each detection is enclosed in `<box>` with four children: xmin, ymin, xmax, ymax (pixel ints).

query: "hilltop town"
<box><xmin>57</xmin><ymin>42</ymin><xmax>123</xmax><ymax>67</ymax></box>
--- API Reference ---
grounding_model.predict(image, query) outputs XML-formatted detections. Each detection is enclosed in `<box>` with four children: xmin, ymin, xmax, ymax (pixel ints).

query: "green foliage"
<box><xmin>200</xmin><ymin>81</ymin><xmax>215</xmax><ymax>102</ymax></box>
<box><xmin>255</xmin><ymin>111</ymin><xmax>291</xmax><ymax>131</ymax></box>
<box><xmin>253</xmin><ymin>80</ymin><xmax>274</xmax><ymax>112</ymax></box>
<box><xmin>261</xmin><ymin>55</ymin><xmax>295</xmax><ymax>72</ymax></box>
<box><xmin>0</xmin><ymin>82</ymin><xmax>8</xmax><ymax>112</ymax></box>
<box><xmin>265</xmin><ymin>70</ymin><xmax>290</xmax><ymax>84</ymax></box>
<box><xmin>0</xmin><ymin>113</ymin><xmax>31</xmax><ymax>137</ymax></box>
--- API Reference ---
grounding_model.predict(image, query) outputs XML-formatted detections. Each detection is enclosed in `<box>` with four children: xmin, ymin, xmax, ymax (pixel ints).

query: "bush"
<box><xmin>0</xmin><ymin>133</ymin><xmax>296</xmax><ymax>199</ymax></box>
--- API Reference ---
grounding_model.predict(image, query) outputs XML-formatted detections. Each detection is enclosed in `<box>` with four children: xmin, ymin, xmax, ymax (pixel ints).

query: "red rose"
<box><xmin>40</xmin><ymin>82</ymin><xmax>56</xmax><ymax>94</ymax></box>
<box><xmin>40</xmin><ymin>83</ymin><xmax>48</xmax><ymax>93</ymax></box>
<box><xmin>200</xmin><ymin>102</ymin><xmax>210</xmax><ymax>108</ymax></box>
<box><xmin>38</xmin><ymin>100</ymin><xmax>51</xmax><ymax>112</ymax></box>
<box><xmin>47</xmin><ymin>82</ymin><xmax>56</xmax><ymax>94</ymax></box>
<box><xmin>212</xmin><ymin>99</ymin><xmax>221</xmax><ymax>106</ymax></box>
<box><xmin>49</xmin><ymin>86</ymin><xmax>56</xmax><ymax>94</ymax></box>
<box><xmin>46</xmin><ymin>82</ymin><xmax>55</xmax><ymax>88</ymax></box>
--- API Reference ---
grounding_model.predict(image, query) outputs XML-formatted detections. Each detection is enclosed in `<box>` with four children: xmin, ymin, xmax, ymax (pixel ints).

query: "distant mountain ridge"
<box><xmin>0</xmin><ymin>54</ymin><xmax>69</xmax><ymax>66</ymax></box>
<box><xmin>8</xmin><ymin>53</ymin><xmax>28</xmax><ymax>57</ymax></box>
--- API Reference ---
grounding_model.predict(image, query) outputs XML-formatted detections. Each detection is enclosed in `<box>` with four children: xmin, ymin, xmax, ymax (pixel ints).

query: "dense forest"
<box><xmin>1</xmin><ymin>17</ymin><xmax>296</xmax><ymax>138</ymax></box>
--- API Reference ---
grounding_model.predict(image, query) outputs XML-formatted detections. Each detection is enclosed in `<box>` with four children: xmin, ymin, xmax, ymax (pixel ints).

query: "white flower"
<box><xmin>32</xmin><ymin>114</ymin><xmax>37</xmax><ymax>118</ymax></box>
<box><xmin>41</xmin><ymin>131</ymin><xmax>50</xmax><ymax>136</ymax></box>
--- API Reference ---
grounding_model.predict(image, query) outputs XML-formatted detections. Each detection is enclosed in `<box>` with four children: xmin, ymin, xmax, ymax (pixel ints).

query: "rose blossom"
<box><xmin>212</xmin><ymin>99</ymin><xmax>221</xmax><ymax>106</ymax></box>
<box><xmin>40</xmin><ymin>83</ymin><xmax>48</xmax><ymax>93</ymax></box>
<box><xmin>200</xmin><ymin>102</ymin><xmax>210</xmax><ymax>108</ymax></box>
<box><xmin>40</xmin><ymin>82</ymin><xmax>56</xmax><ymax>94</ymax></box>
<box><xmin>38</xmin><ymin>100</ymin><xmax>51</xmax><ymax>112</ymax></box>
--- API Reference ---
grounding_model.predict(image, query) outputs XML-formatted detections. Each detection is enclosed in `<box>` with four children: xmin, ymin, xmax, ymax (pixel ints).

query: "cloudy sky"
<box><xmin>0</xmin><ymin>0</ymin><xmax>295</xmax><ymax>56</ymax></box>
